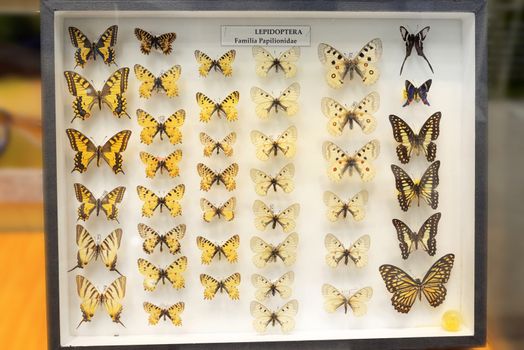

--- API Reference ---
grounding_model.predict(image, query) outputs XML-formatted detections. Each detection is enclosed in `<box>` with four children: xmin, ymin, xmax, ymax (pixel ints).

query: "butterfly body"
<box><xmin>403</xmin><ymin>79</ymin><xmax>432</xmax><ymax>106</ymax></box>
<box><xmin>68</xmin><ymin>26</ymin><xmax>118</xmax><ymax>68</ymax></box>
<box><xmin>400</xmin><ymin>26</ymin><xmax>433</xmax><ymax>74</ymax></box>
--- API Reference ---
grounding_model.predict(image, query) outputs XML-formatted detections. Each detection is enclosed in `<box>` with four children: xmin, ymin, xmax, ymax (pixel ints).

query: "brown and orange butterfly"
<box><xmin>134</xmin><ymin>28</ymin><xmax>176</xmax><ymax>55</ymax></box>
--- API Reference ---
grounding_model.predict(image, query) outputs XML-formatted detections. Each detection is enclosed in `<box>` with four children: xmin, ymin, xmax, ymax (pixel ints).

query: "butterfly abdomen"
<box><xmin>153</xmin><ymin>77</ymin><xmax>163</xmax><ymax>92</ymax></box>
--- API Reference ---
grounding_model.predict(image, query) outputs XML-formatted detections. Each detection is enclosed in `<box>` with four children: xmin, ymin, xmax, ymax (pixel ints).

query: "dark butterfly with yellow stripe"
<box><xmin>137</xmin><ymin>223</ymin><xmax>186</xmax><ymax>255</ymax></box>
<box><xmin>68</xmin><ymin>25</ymin><xmax>118</xmax><ymax>68</ymax></box>
<box><xmin>200</xmin><ymin>273</ymin><xmax>241</xmax><ymax>300</ymax></box>
<box><xmin>64</xmin><ymin>68</ymin><xmax>129</xmax><ymax>121</ymax></box>
<box><xmin>74</xmin><ymin>183</ymin><xmax>126</xmax><ymax>222</ymax></box>
<box><xmin>143</xmin><ymin>302</ymin><xmax>184</xmax><ymax>326</ymax></box>
<box><xmin>379</xmin><ymin>253</ymin><xmax>455</xmax><ymax>313</ymax></box>
<box><xmin>66</xmin><ymin>129</ymin><xmax>131</xmax><ymax>174</ymax></box>
<box><xmin>75</xmin><ymin>275</ymin><xmax>126</xmax><ymax>328</ymax></box>
<box><xmin>403</xmin><ymin>79</ymin><xmax>432</xmax><ymax>106</ymax></box>
<box><xmin>391</xmin><ymin>161</ymin><xmax>440</xmax><ymax>211</ymax></box>
<box><xmin>197</xmin><ymin>163</ymin><xmax>239</xmax><ymax>192</ymax></box>
<box><xmin>400</xmin><ymin>26</ymin><xmax>434</xmax><ymax>75</ymax></box>
<box><xmin>196</xmin><ymin>235</ymin><xmax>240</xmax><ymax>265</ymax></box>
<box><xmin>393</xmin><ymin>213</ymin><xmax>441</xmax><ymax>259</ymax></box>
<box><xmin>136</xmin><ymin>185</ymin><xmax>185</xmax><ymax>218</ymax></box>
<box><xmin>137</xmin><ymin>257</ymin><xmax>187</xmax><ymax>291</ymax></box>
<box><xmin>134</xmin><ymin>28</ymin><xmax>177</xmax><ymax>55</ymax></box>
<box><xmin>195</xmin><ymin>49</ymin><xmax>236</xmax><ymax>77</ymax></box>
<box><xmin>389</xmin><ymin>112</ymin><xmax>441</xmax><ymax>164</ymax></box>
<box><xmin>68</xmin><ymin>225</ymin><xmax>123</xmax><ymax>275</ymax></box>
<box><xmin>134</xmin><ymin>64</ymin><xmax>181</xmax><ymax>98</ymax></box>
<box><xmin>140</xmin><ymin>150</ymin><xmax>182</xmax><ymax>178</ymax></box>
<box><xmin>137</xmin><ymin>109</ymin><xmax>185</xmax><ymax>145</ymax></box>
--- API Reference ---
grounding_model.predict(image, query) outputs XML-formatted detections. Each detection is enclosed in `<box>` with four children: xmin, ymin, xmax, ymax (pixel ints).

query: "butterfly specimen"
<box><xmin>323</xmin><ymin>190</ymin><xmax>368</xmax><ymax>222</ymax></box>
<box><xmin>251</xmin><ymin>126</ymin><xmax>297</xmax><ymax>161</ymax></box>
<box><xmin>379</xmin><ymin>253</ymin><xmax>455</xmax><ymax>313</ymax></box>
<box><xmin>321</xmin><ymin>92</ymin><xmax>379</xmax><ymax>136</ymax></box>
<box><xmin>196</xmin><ymin>91</ymin><xmax>240</xmax><ymax>122</ymax></box>
<box><xmin>196</xmin><ymin>235</ymin><xmax>240</xmax><ymax>264</ymax></box>
<box><xmin>403</xmin><ymin>79</ymin><xmax>432</xmax><ymax>106</ymax></box>
<box><xmin>400</xmin><ymin>26</ymin><xmax>434</xmax><ymax>75</ymax></box>
<box><xmin>318</xmin><ymin>39</ymin><xmax>382</xmax><ymax>88</ymax></box>
<box><xmin>136</xmin><ymin>185</ymin><xmax>185</xmax><ymax>217</ymax></box>
<box><xmin>250</xmin><ymin>163</ymin><xmax>295</xmax><ymax>196</ymax></box>
<box><xmin>393</xmin><ymin>213</ymin><xmax>441</xmax><ymax>259</ymax></box>
<box><xmin>140</xmin><ymin>150</ymin><xmax>182</xmax><ymax>178</ymax></box>
<box><xmin>137</xmin><ymin>257</ymin><xmax>187</xmax><ymax>291</ymax></box>
<box><xmin>322</xmin><ymin>284</ymin><xmax>373</xmax><ymax>316</ymax></box>
<box><xmin>200</xmin><ymin>197</ymin><xmax>236</xmax><ymax>222</ymax></box>
<box><xmin>199</xmin><ymin>132</ymin><xmax>236</xmax><ymax>157</ymax></box>
<box><xmin>252</xmin><ymin>46</ymin><xmax>300</xmax><ymax>78</ymax></box>
<box><xmin>196</xmin><ymin>163</ymin><xmax>238</xmax><ymax>192</ymax></box>
<box><xmin>66</xmin><ymin>129</ymin><xmax>131</xmax><ymax>174</ymax></box>
<box><xmin>251</xmin><ymin>232</ymin><xmax>299</xmax><ymax>268</ymax></box>
<box><xmin>68</xmin><ymin>25</ymin><xmax>118</xmax><ymax>68</ymax></box>
<box><xmin>251</xmin><ymin>299</ymin><xmax>298</xmax><ymax>333</ymax></box>
<box><xmin>64</xmin><ymin>68</ymin><xmax>129</xmax><ymax>121</ymax></box>
<box><xmin>74</xmin><ymin>183</ymin><xmax>125</xmax><ymax>222</ymax></box>
<box><xmin>134</xmin><ymin>28</ymin><xmax>177</xmax><ymax>55</ymax></box>
<box><xmin>250</xmin><ymin>83</ymin><xmax>300</xmax><ymax>119</ymax></box>
<box><xmin>391</xmin><ymin>161</ymin><xmax>440</xmax><ymax>211</ymax></box>
<box><xmin>143</xmin><ymin>302</ymin><xmax>184</xmax><ymax>326</ymax></box>
<box><xmin>68</xmin><ymin>225</ymin><xmax>123</xmax><ymax>275</ymax></box>
<box><xmin>253</xmin><ymin>200</ymin><xmax>300</xmax><ymax>233</ymax></box>
<box><xmin>252</xmin><ymin>271</ymin><xmax>294</xmax><ymax>301</ymax></box>
<box><xmin>134</xmin><ymin>64</ymin><xmax>181</xmax><ymax>98</ymax></box>
<box><xmin>200</xmin><ymin>273</ymin><xmax>241</xmax><ymax>300</ymax></box>
<box><xmin>390</xmin><ymin>112</ymin><xmax>441</xmax><ymax>164</ymax></box>
<box><xmin>137</xmin><ymin>223</ymin><xmax>186</xmax><ymax>255</ymax></box>
<box><xmin>137</xmin><ymin>108</ymin><xmax>185</xmax><ymax>145</ymax></box>
<box><xmin>76</xmin><ymin>275</ymin><xmax>126</xmax><ymax>328</ymax></box>
<box><xmin>324</xmin><ymin>234</ymin><xmax>370</xmax><ymax>268</ymax></box>
<box><xmin>195</xmin><ymin>49</ymin><xmax>236</xmax><ymax>77</ymax></box>
<box><xmin>323</xmin><ymin>140</ymin><xmax>380</xmax><ymax>182</ymax></box>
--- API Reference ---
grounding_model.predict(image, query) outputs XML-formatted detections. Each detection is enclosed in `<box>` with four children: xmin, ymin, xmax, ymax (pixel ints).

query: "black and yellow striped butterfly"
<box><xmin>200</xmin><ymin>273</ymin><xmax>241</xmax><ymax>300</ymax></box>
<box><xmin>389</xmin><ymin>112</ymin><xmax>441</xmax><ymax>164</ymax></box>
<box><xmin>200</xmin><ymin>197</ymin><xmax>236</xmax><ymax>222</ymax></box>
<box><xmin>134</xmin><ymin>28</ymin><xmax>177</xmax><ymax>55</ymax></box>
<box><xmin>64</xmin><ymin>68</ymin><xmax>129</xmax><ymax>121</ymax></box>
<box><xmin>134</xmin><ymin>64</ymin><xmax>181</xmax><ymax>98</ymax></box>
<box><xmin>137</xmin><ymin>257</ymin><xmax>187</xmax><ymax>291</ymax></box>
<box><xmin>68</xmin><ymin>225</ymin><xmax>123</xmax><ymax>275</ymax></box>
<box><xmin>66</xmin><ymin>129</ymin><xmax>131</xmax><ymax>174</ymax></box>
<box><xmin>393</xmin><ymin>213</ymin><xmax>441</xmax><ymax>259</ymax></box>
<box><xmin>68</xmin><ymin>25</ymin><xmax>118</xmax><ymax>68</ymax></box>
<box><xmin>391</xmin><ymin>161</ymin><xmax>440</xmax><ymax>211</ymax></box>
<box><xmin>136</xmin><ymin>185</ymin><xmax>185</xmax><ymax>218</ymax></box>
<box><xmin>137</xmin><ymin>109</ymin><xmax>185</xmax><ymax>145</ymax></box>
<box><xmin>197</xmin><ymin>163</ymin><xmax>238</xmax><ymax>192</ymax></box>
<box><xmin>196</xmin><ymin>235</ymin><xmax>240</xmax><ymax>265</ymax></box>
<box><xmin>195</xmin><ymin>49</ymin><xmax>236</xmax><ymax>77</ymax></box>
<box><xmin>196</xmin><ymin>91</ymin><xmax>240</xmax><ymax>122</ymax></box>
<box><xmin>379</xmin><ymin>253</ymin><xmax>455</xmax><ymax>313</ymax></box>
<box><xmin>75</xmin><ymin>275</ymin><xmax>126</xmax><ymax>328</ymax></box>
<box><xmin>74</xmin><ymin>183</ymin><xmax>126</xmax><ymax>222</ymax></box>
<box><xmin>140</xmin><ymin>150</ymin><xmax>182</xmax><ymax>178</ymax></box>
<box><xmin>143</xmin><ymin>302</ymin><xmax>184</xmax><ymax>326</ymax></box>
<box><xmin>137</xmin><ymin>223</ymin><xmax>185</xmax><ymax>255</ymax></box>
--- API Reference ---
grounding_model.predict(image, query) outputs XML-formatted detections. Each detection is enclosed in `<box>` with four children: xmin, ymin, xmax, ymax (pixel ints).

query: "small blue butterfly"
<box><xmin>403</xmin><ymin>79</ymin><xmax>432</xmax><ymax>107</ymax></box>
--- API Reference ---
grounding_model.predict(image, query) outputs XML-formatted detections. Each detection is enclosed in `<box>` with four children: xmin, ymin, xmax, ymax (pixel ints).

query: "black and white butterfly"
<box><xmin>400</xmin><ymin>26</ymin><xmax>434</xmax><ymax>75</ymax></box>
<box><xmin>393</xmin><ymin>213</ymin><xmax>441</xmax><ymax>259</ymax></box>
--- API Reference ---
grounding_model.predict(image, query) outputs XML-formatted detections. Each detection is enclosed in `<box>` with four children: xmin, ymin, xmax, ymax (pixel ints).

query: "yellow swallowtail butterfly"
<box><xmin>137</xmin><ymin>108</ymin><xmax>185</xmax><ymax>145</ymax></box>
<box><xmin>137</xmin><ymin>257</ymin><xmax>187</xmax><ymax>291</ymax></box>
<box><xmin>136</xmin><ymin>185</ymin><xmax>185</xmax><ymax>218</ymax></box>
<box><xmin>143</xmin><ymin>301</ymin><xmax>184</xmax><ymax>326</ymax></box>
<box><xmin>196</xmin><ymin>91</ymin><xmax>239</xmax><ymax>122</ymax></box>
<box><xmin>68</xmin><ymin>25</ymin><xmax>118</xmax><ymax>68</ymax></box>
<box><xmin>194</xmin><ymin>49</ymin><xmax>236</xmax><ymax>77</ymax></box>
<box><xmin>200</xmin><ymin>273</ymin><xmax>241</xmax><ymax>300</ymax></box>
<box><xmin>134</xmin><ymin>64</ymin><xmax>181</xmax><ymax>98</ymax></box>
<box><xmin>196</xmin><ymin>235</ymin><xmax>239</xmax><ymax>265</ymax></box>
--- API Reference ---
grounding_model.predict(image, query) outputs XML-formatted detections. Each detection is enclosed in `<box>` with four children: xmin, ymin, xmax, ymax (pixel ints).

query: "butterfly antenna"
<box><xmin>70</xmin><ymin>115</ymin><xmax>78</xmax><ymax>123</ymax></box>
<box><xmin>117</xmin><ymin>319</ymin><xmax>126</xmax><ymax>328</ymax></box>
<box><xmin>400</xmin><ymin>56</ymin><xmax>408</xmax><ymax>75</ymax></box>
<box><xmin>112</xmin><ymin>267</ymin><xmax>124</xmax><ymax>277</ymax></box>
<box><xmin>67</xmin><ymin>265</ymin><xmax>81</xmax><ymax>273</ymax></box>
<box><xmin>421</xmin><ymin>53</ymin><xmax>434</xmax><ymax>73</ymax></box>
<box><xmin>76</xmin><ymin>318</ymin><xmax>86</xmax><ymax>329</ymax></box>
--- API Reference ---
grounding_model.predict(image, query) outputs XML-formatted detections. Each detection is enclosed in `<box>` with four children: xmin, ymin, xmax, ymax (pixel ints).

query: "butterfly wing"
<box><xmin>134</xmin><ymin>28</ymin><xmax>154</xmax><ymax>54</ymax></box>
<box><xmin>389</xmin><ymin>114</ymin><xmax>415</xmax><ymax>164</ymax></box>
<box><xmin>250</xmin><ymin>130</ymin><xmax>275</xmax><ymax>161</ymax></box>
<box><xmin>220</xmin><ymin>91</ymin><xmax>240</xmax><ymax>121</ymax></box>
<box><xmin>274</xmin><ymin>163</ymin><xmax>295</xmax><ymax>193</ymax></box>
<box><xmin>323</xmin><ymin>191</ymin><xmax>345</xmax><ymax>222</ymax></box>
<box><xmin>403</xmin><ymin>80</ymin><xmax>417</xmax><ymax>107</ymax></box>
<box><xmin>418</xmin><ymin>161</ymin><xmax>440</xmax><ymax>209</ymax></box>
<box><xmin>353</xmin><ymin>92</ymin><xmax>379</xmax><ymax>134</ymax></box>
<box><xmin>418</xmin><ymin>212</ymin><xmax>441</xmax><ymax>256</ymax></box>
<box><xmin>139</xmin><ymin>151</ymin><xmax>160</xmax><ymax>178</ymax></box>
<box><xmin>348</xmin><ymin>234</ymin><xmax>371</xmax><ymax>268</ymax></box>
<box><xmin>217</xmin><ymin>50</ymin><xmax>236</xmax><ymax>77</ymax></box>
<box><xmin>137</xmin><ymin>223</ymin><xmax>161</xmax><ymax>254</ymax></box>
<box><xmin>274</xmin><ymin>300</ymin><xmax>298</xmax><ymax>332</ymax></box>
<box><xmin>321</xmin><ymin>283</ymin><xmax>347</xmax><ymax>313</ymax></box>
<box><xmin>196</xmin><ymin>236</ymin><xmax>219</xmax><ymax>264</ymax></box>
<box><xmin>99</xmin><ymin>228</ymin><xmax>123</xmax><ymax>272</ymax></box>
<box><xmin>143</xmin><ymin>302</ymin><xmax>163</xmax><ymax>325</ymax></box>
<box><xmin>196</xmin><ymin>92</ymin><xmax>217</xmax><ymax>122</ymax></box>
<box><xmin>275</xmin><ymin>203</ymin><xmax>300</xmax><ymax>233</ymax></box>
<box><xmin>379</xmin><ymin>264</ymin><xmax>420</xmax><ymax>313</ymax></box>
<box><xmin>392</xmin><ymin>219</ymin><xmax>417</xmax><ymax>259</ymax></box>
<box><xmin>66</xmin><ymin>129</ymin><xmax>97</xmax><ymax>173</ymax></box>
<box><xmin>352</xmin><ymin>139</ymin><xmax>380</xmax><ymax>182</ymax></box>
<box><xmin>414</xmin><ymin>26</ymin><xmax>434</xmax><ymax>73</ymax></box>
<box><xmin>222</xmin><ymin>234</ymin><xmax>240</xmax><ymax>263</ymax></box>
<box><xmin>252</xmin><ymin>46</ymin><xmax>275</xmax><ymax>77</ymax></box>
<box><xmin>417</xmin><ymin>79</ymin><xmax>432</xmax><ymax>105</ymax></box>
<box><xmin>274</xmin><ymin>271</ymin><xmax>294</xmax><ymax>299</ymax></box>
<box><xmin>164</xmin><ymin>184</ymin><xmax>185</xmax><ymax>217</ymax></box>
<box><xmin>250</xmin><ymin>86</ymin><xmax>276</xmax><ymax>120</ymax></box>
<box><xmin>250</xmin><ymin>236</ymin><xmax>274</xmax><ymax>268</ymax></box>
<box><xmin>276</xmin><ymin>232</ymin><xmax>299</xmax><ymax>266</ymax></box>
<box><xmin>200</xmin><ymin>274</ymin><xmax>219</xmax><ymax>300</ymax></box>
<box><xmin>76</xmin><ymin>275</ymin><xmax>101</xmax><ymax>325</ymax></box>
<box><xmin>220</xmin><ymin>163</ymin><xmax>239</xmax><ymax>191</ymax></box>
<box><xmin>219</xmin><ymin>197</ymin><xmax>236</xmax><ymax>221</ymax></box>
<box><xmin>63</xmin><ymin>71</ymin><xmax>98</xmax><ymax>121</ymax></box>
<box><xmin>317</xmin><ymin>43</ymin><xmax>350</xmax><ymax>89</ymax></box>
<box><xmin>418</xmin><ymin>111</ymin><xmax>441</xmax><ymax>162</ymax></box>
<box><xmin>163</xmin><ymin>109</ymin><xmax>185</xmax><ymax>145</ymax></box>
<box><xmin>219</xmin><ymin>132</ymin><xmax>236</xmax><ymax>157</ymax></box>
<box><xmin>134</xmin><ymin>64</ymin><xmax>156</xmax><ymax>98</ymax></box>
<box><xmin>137</xmin><ymin>185</ymin><xmax>160</xmax><ymax>217</ymax></box>
<box><xmin>321</xmin><ymin>97</ymin><xmax>350</xmax><ymax>136</ymax></box>
<box><xmin>101</xmin><ymin>276</ymin><xmax>126</xmax><ymax>325</ymax></box>
<box><xmin>74</xmin><ymin>183</ymin><xmax>97</xmax><ymax>221</ymax></box>
<box><xmin>166</xmin><ymin>302</ymin><xmax>184</xmax><ymax>326</ymax></box>
<box><xmin>223</xmin><ymin>273</ymin><xmax>241</xmax><ymax>300</ymax></box>
<box><xmin>323</xmin><ymin>141</ymin><xmax>350</xmax><ymax>182</ymax></box>
<box><xmin>137</xmin><ymin>258</ymin><xmax>161</xmax><ymax>291</ymax></box>
<box><xmin>324</xmin><ymin>233</ymin><xmax>346</xmax><ymax>268</ymax></box>
<box><xmin>391</xmin><ymin>164</ymin><xmax>416</xmax><ymax>211</ymax></box>
<box><xmin>159</xmin><ymin>65</ymin><xmax>181</xmax><ymax>97</ymax></box>
<box><xmin>200</xmin><ymin>132</ymin><xmax>218</xmax><ymax>157</ymax></box>
<box><xmin>200</xmin><ymin>198</ymin><xmax>218</xmax><ymax>222</ymax></box>
<box><xmin>354</xmin><ymin>38</ymin><xmax>382</xmax><ymax>85</ymax></box>
<box><xmin>100</xmin><ymin>68</ymin><xmax>129</xmax><ymax>118</ymax></box>
<box><xmin>252</xmin><ymin>274</ymin><xmax>274</xmax><ymax>301</ymax></box>
<box><xmin>94</xmin><ymin>25</ymin><xmax>118</xmax><ymax>65</ymax></box>
<box><xmin>420</xmin><ymin>254</ymin><xmax>455</xmax><ymax>307</ymax></box>
<box><xmin>68</xmin><ymin>27</ymin><xmax>93</xmax><ymax>68</ymax></box>
<box><xmin>250</xmin><ymin>301</ymin><xmax>273</xmax><ymax>333</ymax></box>
<box><xmin>194</xmin><ymin>50</ymin><xmax>214</xmax><ymax>77</ymax></box>
<box><xmin>348</xmin><ymin>287</ymin><xmax>373</xmax><ymax>316</ymax></box>
<box><xmin>163</xmin><ymin>224</ymin><xmax>185</xmax><ymax>255</ymax></box>
<box><xmin>137</xmin><ymin>109</ymin><xmax>159</xmax><ymax>145</ymax></box>
<box><xmin>253</xmin><ymin>200</ymin><xmax>275</xmax><ymax>231</ymax></box>
<box><xmin>277</xmin><ymin>82</ymin><xmax>300</xmax><ymax>116</ymax></box>
<box><xmin>166</xmin><ymin>256</ymin><xmax>187</xmax><ymax>289</ymax></box>
<box><xmin>276</xmin><ymin>126</ymin><xmax>297</xmax><ymax>158</ymax></box>
<box><xmin>99</xmin><ymin>186</ymin><xmax>126</xmax><ymax>221</ymax></box>
<box><xmin>347</xmin><ymin>190</ymin><xmax>369</xmax><ymax>221</ymax></box>
<box><xmin>399</xmin><ymin>26</ymin><xmax>414</xmax><ymax>75</ymax></box>
<box><xmin>156</xmin><ymin>32</ymin><xmax>177</xmax><ymax>54</ymax></box>
<box><xmin>197</xmin><ymin>163</ymin><xmax>217</xmax><ymax>192</ymax></box>
<box><xmin>100</xmin><ymin>130</ymin><xmax>131</xmax><ymax>174</ymax></box>
<box><xmin>74</xmin><ymin>225</ymin><xmax>96</xmax><ymax>268</ymax></box>
<box><xmin>164</xmin><ymin>150</ymin><xmax>183</xmax><ymax>178</ymax></box>
<box><xmin>278</xmin><ymin>47</ymin><xmax>300</xmax><ymax>78</ymax></box>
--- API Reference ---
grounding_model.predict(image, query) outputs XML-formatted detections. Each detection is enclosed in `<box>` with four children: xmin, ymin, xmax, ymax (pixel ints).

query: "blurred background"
<box><xmin>0</xmin><ymin>0</ymin><xmax>521</xmax><ymax>349</ymax></box>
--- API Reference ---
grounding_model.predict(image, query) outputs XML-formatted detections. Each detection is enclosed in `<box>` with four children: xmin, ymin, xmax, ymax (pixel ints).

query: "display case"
<box><xmin>41</xmin><ymin>0</ymin><xmax>487</xmax><ymax>348</ymax></box>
